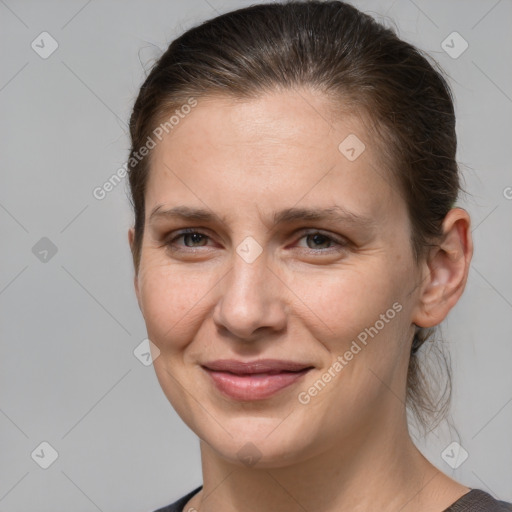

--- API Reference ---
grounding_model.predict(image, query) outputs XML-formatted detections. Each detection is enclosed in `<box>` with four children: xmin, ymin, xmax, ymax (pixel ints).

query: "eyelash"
<box><xmin>164</xmin><ymin>228</ymin><xmax>348</xmax><ymax>254</ymax></box>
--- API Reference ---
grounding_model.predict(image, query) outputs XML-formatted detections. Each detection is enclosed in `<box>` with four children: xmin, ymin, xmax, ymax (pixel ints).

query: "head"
<box><xmin>127</xmin><ymin>1</ymin><xmax>472</xmax><ymax>465</ymax></box>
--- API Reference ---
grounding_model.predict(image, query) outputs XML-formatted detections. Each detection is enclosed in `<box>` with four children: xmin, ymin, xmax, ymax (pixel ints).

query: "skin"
<box><xmin>128</xmin><ymin>88</ymin><xmax>473</xmax><ymax>512</ymax></box>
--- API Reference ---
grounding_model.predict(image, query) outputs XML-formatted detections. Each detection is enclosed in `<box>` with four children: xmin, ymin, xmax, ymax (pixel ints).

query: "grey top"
<box><xmin>153</xmin><ymin>486</ymin><xmax>512</xmax><ymax>512</ymax></box>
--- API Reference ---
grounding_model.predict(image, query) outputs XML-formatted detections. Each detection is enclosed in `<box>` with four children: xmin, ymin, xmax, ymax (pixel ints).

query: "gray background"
<box><xmin>0</xmin><ymin>0</ymin><xmax>511</xmax><ymax>511</ymax></box>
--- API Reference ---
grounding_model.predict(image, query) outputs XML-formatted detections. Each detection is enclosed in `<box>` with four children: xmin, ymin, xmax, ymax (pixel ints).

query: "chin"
<box><xmin>198</xmin><ymin>418</ymin><xmax>321</xmax><ymax>469</ymax></box>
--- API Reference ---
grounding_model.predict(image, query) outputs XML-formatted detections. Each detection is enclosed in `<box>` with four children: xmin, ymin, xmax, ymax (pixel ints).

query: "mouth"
<box><xmin>201</xmin><ymin>359</ymin><xmax>314</xmax><ymax>400</ymax></box>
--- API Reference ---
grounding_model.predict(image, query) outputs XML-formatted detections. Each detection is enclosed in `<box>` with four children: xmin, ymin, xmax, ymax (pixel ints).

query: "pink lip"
<box><xmin>201</xmin><ymin>359</ymin><xmax>314</xmax><ymax>401</ymax></box>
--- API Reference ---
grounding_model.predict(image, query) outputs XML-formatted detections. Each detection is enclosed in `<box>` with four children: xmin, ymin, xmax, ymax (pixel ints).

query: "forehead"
<box><xmin>145</xmin><ymin>89</ymin><xmax>404</xmax><ymax>226</ymax></box>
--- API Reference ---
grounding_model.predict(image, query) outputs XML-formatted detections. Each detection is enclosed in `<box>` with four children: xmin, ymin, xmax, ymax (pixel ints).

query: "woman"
<box><xmin>126</xmin><ymin>2</ymin><xmax>511</xmax><ymax>511</ymax></box>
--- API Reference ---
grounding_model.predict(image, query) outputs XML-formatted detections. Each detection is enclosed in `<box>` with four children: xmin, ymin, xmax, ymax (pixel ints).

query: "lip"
<box><xmin>201</xmin><ymin>359</ymin><xmax>314</xmax><ymax>401</ymax></box>
<box><xmin>202</xmin><ymin>359</ymin><xmax>313</xmax><ymax>374</ymax></box>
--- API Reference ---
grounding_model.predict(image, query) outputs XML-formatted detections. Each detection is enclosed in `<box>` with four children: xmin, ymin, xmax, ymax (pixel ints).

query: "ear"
<box><xmin>411</xmin><ymin>207</ymin><xmax>473</xmax><ymax>328</ymax></box>
<box><xmin>128</xmin><ymin>227</ymin><xmax>141</xmax><ymax>308</ymax></box>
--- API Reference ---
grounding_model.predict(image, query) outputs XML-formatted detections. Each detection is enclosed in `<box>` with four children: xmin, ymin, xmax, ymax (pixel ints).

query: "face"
<box><xmin>130</xmin><ymin>89</ymin><xmax>423</xmax><ymax>467</ymax></box>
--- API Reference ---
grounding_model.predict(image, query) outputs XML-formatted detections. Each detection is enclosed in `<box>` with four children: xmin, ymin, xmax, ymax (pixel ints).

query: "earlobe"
<box><xmin>128</xmin><ymin>227</ymin><xmax>135</xmax><ymax>252</ymax></box>
<box><xmin>412</xmin><ymin>208</ymin><xmax>473</xmax><ymax>328</ymax></box>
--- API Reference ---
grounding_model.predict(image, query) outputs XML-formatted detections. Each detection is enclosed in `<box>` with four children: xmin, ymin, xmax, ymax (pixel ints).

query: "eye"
<box><xmin>165</xmin><ymin>228</ymin><xmax>348</xmax><ymax>255</ymax></box>
<box><xmin>295</xmin><ymin>230</ymin><xmax>348</xmax><ymax>252</ymax></box>
<box><xmin>166</xmin><ymin>229</ymin><xmax>212</xmax><ymax>250</ymax></box>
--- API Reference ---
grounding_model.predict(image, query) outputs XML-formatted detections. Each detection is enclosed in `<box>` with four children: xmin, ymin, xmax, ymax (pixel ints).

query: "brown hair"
<box><xmin>127</xmin><ymin>0</ymin><xmax>462</xmax><ymax>431</ymax></box>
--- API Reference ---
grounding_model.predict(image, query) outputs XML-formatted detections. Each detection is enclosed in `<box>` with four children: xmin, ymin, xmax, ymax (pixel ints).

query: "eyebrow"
<box><xmin>149</xmin><ymin>205</ymin><xmax>376</xmax><ymax>231</ymax></box>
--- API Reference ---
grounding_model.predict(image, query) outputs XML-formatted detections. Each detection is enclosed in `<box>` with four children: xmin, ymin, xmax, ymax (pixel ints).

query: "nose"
<box><xmin>212</xmin><ymin>247</ymin><xmax>287</xmax><ymax>340</ymax></box>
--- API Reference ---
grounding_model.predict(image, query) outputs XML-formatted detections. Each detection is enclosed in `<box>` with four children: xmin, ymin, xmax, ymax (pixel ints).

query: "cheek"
<box><xmin>290</xmin><ymin>265</ymin><xmax>411</xmax><ymax>422</ymax></box>
<box><xmin>136</xmin><ymin>255</ymin><xmax>217</xmax><ymax>351</ymax></box>
<box><xmin>288</xmin><ymin>262</ymin><xmax>404</xmax><ymax>347</ymax></box>
<box><xmin>137</xmin><ymin>244</ymin><xmax>413</xmax><ymax>362</ymax></box>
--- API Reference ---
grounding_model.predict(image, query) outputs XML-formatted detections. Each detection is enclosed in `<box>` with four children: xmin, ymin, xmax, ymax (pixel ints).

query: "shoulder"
<box><xmin>444</xmin><ymin>489</ymin><xmax>512</xmax><ymax>511</ymax></box>
<box><xmin>148</xmin><ymin>486</ymin><xmax>512</xmax><ymax>512</ymax></box>
<box><xmin>151</xmin><ymin>485</ymin><xmax>203</xmax><ymax>512</ymax></box>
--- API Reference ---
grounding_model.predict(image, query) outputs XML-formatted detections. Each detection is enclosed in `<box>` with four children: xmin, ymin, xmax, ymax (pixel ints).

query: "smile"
<box><xmin>202</xmin><ymin>367</ymin><xmax>313</xmax><ymax>400</ymax></box>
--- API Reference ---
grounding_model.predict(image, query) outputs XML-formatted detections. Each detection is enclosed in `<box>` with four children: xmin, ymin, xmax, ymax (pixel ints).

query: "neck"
<box><xmin>189</xmin><ymin>405</ymin><xmax>460</xmax><ymax>512</ymax></box>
